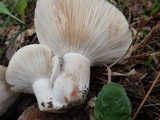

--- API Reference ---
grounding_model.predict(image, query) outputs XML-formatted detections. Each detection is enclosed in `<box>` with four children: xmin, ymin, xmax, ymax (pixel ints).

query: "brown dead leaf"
<box><xmin>3</xmin><ymin>26</ymin><xmax>21</xmax><ymax>40</ymax></box>
<box><xmin>128</xmin><ymin>69</ymin><xmax>148</xmax><ymax>82</ymax></box>
<box><xmin>125</xmin><ymin>0</ymin><xmax>143</xmax><ymax>17</ymax></box>
<box><xmin>24</xmin><ymin>27</ymin><xmax>35</xmax><ymax>37</ymax></box>
<box><xmin>6</xmin><ymin>33</ymin><xmax>24</xmax><ymax>60</ymax></box>
<box><xmin>5</xmin><ymin>27</ymin><xmax>35</xmax><ymax>60</ymax></box>
<box><xmin>147</xmin><ymin>0</ymin><xmax>154</xmax><ymax>12</ymax></box>
<box><xmin>6</xmin><ymin>45</ymin><xmax>17</xmax><ymax>61</ymax></box>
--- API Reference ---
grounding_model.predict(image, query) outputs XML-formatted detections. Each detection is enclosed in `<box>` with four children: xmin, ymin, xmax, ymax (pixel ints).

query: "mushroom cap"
<box><xmin>18</xmin><ymin>104</ymin><xmax>88</xmax><ymax>120</ymax></box>
<box><xmin>18</xmin><ymin>105</ymin><xmax>45</xmax><ymax>120</ymax></box>
<box><xmin>0</xmin><ymin>65</ymin><xmax>19</xmax><ymax>116</ymax></box>
<box><xmin>35</xmin><ymin>0</ymin><xmax>132</xmax><ymax>65</ymax></box>
<box><xmin>6</xmin><ymin>44</ymin><xmax>55</xmax><ymax>93</ymax></box>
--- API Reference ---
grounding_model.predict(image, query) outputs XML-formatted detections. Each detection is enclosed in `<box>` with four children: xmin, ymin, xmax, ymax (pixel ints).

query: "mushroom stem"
<box><xmin>32</xmin><ymin>78</ymin><xmax>63</xmax><ymax>111</ymax></box>
<box><xmin>53</xmin><ymin>53</ymin><xmax>91</xmax><ymax>107</ymax></box>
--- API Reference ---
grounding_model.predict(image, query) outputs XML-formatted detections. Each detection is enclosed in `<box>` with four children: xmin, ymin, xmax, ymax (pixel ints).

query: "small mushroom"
<box><xmin>6</xmin><ymin>44</ymin><xmax>62</xmax><ymax>111</ymax></box>
<box><xmin>18</xmin><ymin>105</ymin><xmax>45</xmax><ymax>120</ymax></box>
<box><xmin>18</xmin><ymin>105</ymin><xmax>71</xmax><ymax>120</ymax></box>
<box><xmin>35</xmin><ymin>0</ymin><xmax>132</xmax><ymax>110</ymax></box>
<box><xmin>18</xmin><ymin>104</ymin><xmax>87</xmax><ymax>120</ymax></box>
<box><xmin>0</xmin><ymin>65</ymin><xmax>19</xmax><ymax>116</ymax></box>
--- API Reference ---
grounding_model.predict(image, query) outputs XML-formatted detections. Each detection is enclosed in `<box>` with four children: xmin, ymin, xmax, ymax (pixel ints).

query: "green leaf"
<box><xmin>146</xmin><ymin>56</ymin><xmax>153</xmax><ymax>66</ymax></box>
<box><xmin>94</xmin><ymin>83</ymin><xmax>132</xmax><ymax>120</ymax></box>
<box><xmin>0</xmin><ymin>2</ymin><xmax>10</xmax><ymax>15</ymax></box>
<box><xmin>0</xmin><ymin>2</ymin><xmax>25</xmax><ymax>24</ymax></box>
<box><xmin>16</xmin><ymin>0</ymin><xmax>28</xmax><ymax>22</ymax></box>
<box><xmin>150</xmin><ymin>0</ymin><xmax>160</xmax><ymax>15</ymax></box>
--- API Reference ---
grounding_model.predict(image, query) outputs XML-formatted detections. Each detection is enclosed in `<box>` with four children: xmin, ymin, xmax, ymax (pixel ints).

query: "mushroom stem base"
<box><xmin>32</xmin><ymin>78</ymin><xmax>63</xmax><ymax>111</ymax></box>
<box><xmin>53</xmin><ymin>53</ymin><xmax>91</xmax><ymax>107</ymax></box>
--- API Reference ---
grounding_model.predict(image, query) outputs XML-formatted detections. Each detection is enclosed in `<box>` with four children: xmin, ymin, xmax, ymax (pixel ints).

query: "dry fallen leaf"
<box><xmin>5</xmin><ymin>27</ymin><xmax>35</xmax><ymax>60</ymax></box>
<box><xmin>4</xmin><ymin>26</ymin><xmax>21</xmax><ymax>40</ymax></box>
<box><xmin>23</xmin><ymin>27</ymin><xmax>35</xmax><ymax>36</ymax></box>
<box><xmin>6</xmin><ymin>33</ymin><xmax>24</xmax><ymax>60</ymax></box>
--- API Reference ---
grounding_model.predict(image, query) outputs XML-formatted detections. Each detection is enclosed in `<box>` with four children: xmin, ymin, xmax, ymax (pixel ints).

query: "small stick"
<box><xmin>105</xmin><ymin>65</ymin><xmax>112</xmax><ymax>84</ymax></box>
<box><xmin>132</xmin><ymin>72</ymin><xmax>160</xmax><ymax>120</ymax></box>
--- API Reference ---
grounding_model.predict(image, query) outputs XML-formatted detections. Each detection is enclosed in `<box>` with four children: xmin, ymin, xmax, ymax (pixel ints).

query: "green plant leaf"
<box><xmin>16</xmin><ymin>0</ymin><xmax>28</xmax><ymax>22</ymax></box>
<box><xmin>150</xmin><ymin>0</ymin><xmax>160</xmax><ymax>15</ymax></box>
<box><xmin>94</xmin><ymin>83</ymin><xmax>132</xmax><ymax>120</ymax></box>
<box><xmin>0</xmin><ymin>2</ymin><xmax>25</xmax><ymax>24</ymax></box>
<box><xmin>0</xmin><ymin>2</ymin><xmax>10</xmax><ymax>15</ymax></box>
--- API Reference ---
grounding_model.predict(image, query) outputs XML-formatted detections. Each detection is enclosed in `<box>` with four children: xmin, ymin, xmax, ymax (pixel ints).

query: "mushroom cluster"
<box><xmin>5</xmin><ymin>0</ymin><xmax>132</xmax><ymax>113</ymax></box>
<box><xmin>35</xmin><ymin>0</ymin><xmax>132</xmax><ymax>110</ymax></box>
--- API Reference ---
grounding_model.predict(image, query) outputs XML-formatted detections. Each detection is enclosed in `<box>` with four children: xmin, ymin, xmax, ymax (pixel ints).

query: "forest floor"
<box><xmin>0</xmin><ymin>0</ymin><xmax>160</xmax><ymax>120</ymax></box>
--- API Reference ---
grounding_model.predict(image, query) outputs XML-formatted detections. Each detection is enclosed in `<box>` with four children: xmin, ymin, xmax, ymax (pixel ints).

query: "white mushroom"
<box><xmin>0</xmin><ymin>65</ymin><xmax>19</xmax><ymax>116</ymax></box>
<box><xmin>6</xmin><ymin>44</ymin><xmax>62</xmax><ymax>111</ymax></box>
<box><xmin>35</xmin><ymin>0</ymin><xmax>132</xmax><ymax>110</ymax></box>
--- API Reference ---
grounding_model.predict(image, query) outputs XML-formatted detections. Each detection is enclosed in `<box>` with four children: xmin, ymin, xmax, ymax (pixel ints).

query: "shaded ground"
<box><xmin>0</xmin><ymin>0</ymin><xmax>160</xmax><ymax>120</ymax></box>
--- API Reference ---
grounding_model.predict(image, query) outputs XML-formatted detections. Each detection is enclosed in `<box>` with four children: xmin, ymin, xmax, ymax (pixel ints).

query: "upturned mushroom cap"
<box><xmin>6</xmin><ymin>44</ymin><xmax>62</xmax><ymax>111</ymax></box>
<box><xmin>0</xmin><ymin>65</ymin><xmax>19</xmax><ymax>116</ymax></box>
<box><xmin>35</xmin><ymin>0</ymin><xmax>132</xmax><ymax>65</ymax></box>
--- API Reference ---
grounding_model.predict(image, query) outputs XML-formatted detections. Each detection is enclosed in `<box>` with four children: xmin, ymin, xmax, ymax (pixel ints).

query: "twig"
<box><xmin>132</xmin><ymin>72</ymin><xmax>160</xmax><ymax>120</ymax></box>
<box><xmin>105</xmin><ymin>65</ymin><xmax>112</xmax><ymax>83</ymax></box>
